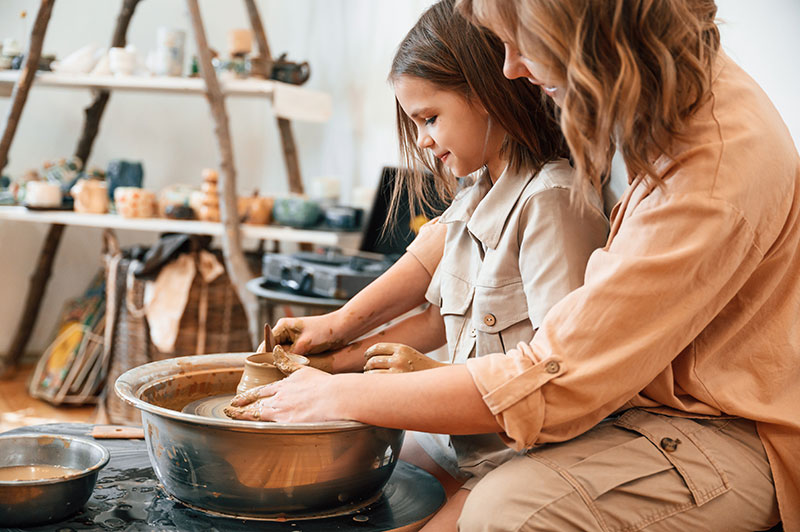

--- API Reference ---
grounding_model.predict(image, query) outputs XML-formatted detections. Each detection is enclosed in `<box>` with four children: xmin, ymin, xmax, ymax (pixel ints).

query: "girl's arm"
<box><xmin>317</xmin><ymin>303</ymin><xmax>447</xmax><ymax>373</ymax></box>
<box><xmin>272</xmin><ymin>220</ymin><xmax>447</xmax><ymax>355</ymax></box>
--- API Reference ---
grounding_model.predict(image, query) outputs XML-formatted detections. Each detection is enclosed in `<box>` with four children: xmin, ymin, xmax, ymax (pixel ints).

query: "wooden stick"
<box><xmin>91</xmin><ymin>425</ymin><xmax>145</xmax><ymax>439</ymax></box>
<box><xmin>187</xmin><ymin>0</ymin><xmax>259</xmax><ymax>347</ymax></box>
<box><xmin>1</xmin><ymin>224</ymin><xmax>65</xmax><ymax>378</ymax></box>
<box><xmin>0</xmin><ymin>0</ymin><xmax>55</xmax><ymax>172</ymax></box>
<box><xmin>73</xmin><ymin>0</ymin><xmax>142</xmax><ymax>165</ymax></box>
<box><xmin>243</xmin><ymin>0</ymin><xmax>274</xmax><ymax>78</ymax></box>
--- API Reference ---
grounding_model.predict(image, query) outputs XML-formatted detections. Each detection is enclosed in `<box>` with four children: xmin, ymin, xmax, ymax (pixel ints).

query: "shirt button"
<box><xmin>545</xmin><ymin>361</ymin><xmax>560</xmax><ymax>374</ymax></box>
<box><xmin>659</xmin><ymin>437</ymin><xmax>681</xmax><ymax>452</ymax></box>
<box><xmin>470</xmin><ymin>328</ymin><xmax>476</xmax><ymax>338</ymax></box>
<box><xmin>483</xmin><ymin>314</ymin><xmax>496</xmax><ymax>327</ymax></box>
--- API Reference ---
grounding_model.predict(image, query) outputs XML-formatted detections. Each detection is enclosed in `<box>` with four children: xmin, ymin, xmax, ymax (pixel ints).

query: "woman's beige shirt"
<box><xmin>453</xmin><ymin>54</ymin><xmax>800</xmax><ymax>529</ymax></box>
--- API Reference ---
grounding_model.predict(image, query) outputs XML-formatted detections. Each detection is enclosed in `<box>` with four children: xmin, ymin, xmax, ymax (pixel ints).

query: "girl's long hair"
<box><xmin>458</xmin><ymin>0</ymin><xmax>720</xmax><ymax>190</ymax></box>
<box><xmin>389</xmin><ymin>0</ymin><xmax>567</xmax><ymax>223</ymax></box>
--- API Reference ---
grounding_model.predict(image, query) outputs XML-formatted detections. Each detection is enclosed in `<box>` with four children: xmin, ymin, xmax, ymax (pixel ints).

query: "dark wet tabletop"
<box><xmin>2</xmin><ymin>423</ymin><xmax>445</xmax><ymax>531</ymax></box>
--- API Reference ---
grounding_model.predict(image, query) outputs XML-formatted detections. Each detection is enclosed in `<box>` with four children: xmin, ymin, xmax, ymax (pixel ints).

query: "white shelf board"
<box><xmin>0</xmin><ymin>206</ymin><xmax>362</xmax><ymax>248</ymax></box>
<box><xmin>0</xmin><ymin>71</ymin><xmax>332</xmax><ymax>122</ymax></box>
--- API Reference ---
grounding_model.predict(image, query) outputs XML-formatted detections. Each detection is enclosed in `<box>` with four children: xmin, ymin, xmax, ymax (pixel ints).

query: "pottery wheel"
<box><xmin>181</xmin><ymin>393</ymin><xmax>236</xmax><ymax>420</ymax></box>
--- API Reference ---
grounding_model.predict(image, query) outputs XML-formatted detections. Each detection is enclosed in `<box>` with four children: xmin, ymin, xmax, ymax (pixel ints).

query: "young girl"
<box><xmin>245</xmin><ymin>0</ymin><xmax>607</xmax><ymax>528</ymax></box>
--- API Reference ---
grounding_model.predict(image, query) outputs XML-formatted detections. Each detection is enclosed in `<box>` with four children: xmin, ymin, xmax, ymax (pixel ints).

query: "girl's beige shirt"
<box><xmin>460</xmin><ymin>54</ymin><xmax>800</xmax><ymax>528</ymax></box>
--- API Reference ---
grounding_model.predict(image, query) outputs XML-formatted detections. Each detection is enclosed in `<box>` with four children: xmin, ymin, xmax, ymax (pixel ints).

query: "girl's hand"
<box><xmin>224</xmin><ymin>367</ymin><xmax>340</xmax><ymax>423</ymax></box>
<box><xmin>272</xmin><ymin>315</ymin><xmax>349</xmax><ymax>356</ymax></box>
<box><xmin>363</xmin><ymin>342</ymin><xmax>446</xmax><ymax>373</ymax></box>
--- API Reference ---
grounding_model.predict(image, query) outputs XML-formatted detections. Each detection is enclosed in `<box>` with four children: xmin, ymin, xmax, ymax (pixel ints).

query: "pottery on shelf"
<box><xmin>25</xmin><ymin>181</ymin><xmax>62</xmax><ymax>208</ymax></box>
<box><xmin>237</xmin><ymin>192</ymin><xmax>274</xmax><ymax>225</ymax></box>
<box><xmin>106</xmin><ymin>160</ymin><xmax>144</xmax><ymax>200</ymax></box>
<box><xmin>70</xmin><ymin>178</ymin><xmax>108</xmax><ymax>214</ymax></box>
<box><xmin>199</xmin><ymin>168</ymin><xmax>221</xmax><ymax>222</ymax></box>
<box><xmin>236</xmin><ymin>351</ymin><xmax>309</xmax><ymax>395</ymax></box>
<box><xmin>114</xmin><ymin>187</ymin><xmax>156</xmax><ymax>218</ymax></box>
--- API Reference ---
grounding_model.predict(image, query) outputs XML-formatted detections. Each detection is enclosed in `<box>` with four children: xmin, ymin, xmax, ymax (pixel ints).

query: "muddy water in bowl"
<box><xmin>180</xmin><ymin>350</ymin><xmax>309</xmax><ymax>420</ymax></box>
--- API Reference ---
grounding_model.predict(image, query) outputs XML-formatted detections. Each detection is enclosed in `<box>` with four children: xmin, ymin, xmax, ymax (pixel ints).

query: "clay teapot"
<box><xmin>236</xmin><ymin>351</ymin><xmax>309</xmax><ymax>395</ymax></box>
<box><xmin>70</xmin><ymin>178</ymin><xmax>108</xmax><ymax>214</ymax></box>
<box><xmin>270</xmin><ymin>53</ymin><xmax>310</xmax><ymax>86</ymax></box>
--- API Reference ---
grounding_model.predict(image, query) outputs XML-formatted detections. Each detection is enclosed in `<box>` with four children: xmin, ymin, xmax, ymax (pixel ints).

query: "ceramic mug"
<box><xmin>236</xmin><ymin>352</ymin><xmax>309</xmax><ymax>395</ymax></box>
<box><xmin>109</xmin><ymin>47</ymin><xmax>135</xmax><ymax>76</ymax></box>
<box><xmin>114</xmin><ymin>187</ymin><xmax>156</xmax><ymax>218</ymax></box>
<box><xmin>70</xmin><ymin>179</ymin><xmax>108</xmax><ymax>214</ymax></box>
<box><xmin>25</xmin><ymin>181</ymin><xmax>62</xmax><ymax>208</ymax></box>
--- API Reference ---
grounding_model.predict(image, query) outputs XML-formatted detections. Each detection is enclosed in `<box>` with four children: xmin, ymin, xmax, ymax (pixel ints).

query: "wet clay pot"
<box><xmin>236</xmin><ymin>351</ymin><xmax>309</xmax><ymax>394</ymax></box>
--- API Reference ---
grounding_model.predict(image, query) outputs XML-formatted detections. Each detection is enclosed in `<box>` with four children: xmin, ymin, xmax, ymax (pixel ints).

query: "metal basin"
<box><xmin>115</xmin><ymin>353</ymin><xmax>404</xmax><ymax>520</ymax></box>
<box><xmin>0</xmin><ymin>434</ymin><xmax>110</xmax><ymax>527</ymax></box>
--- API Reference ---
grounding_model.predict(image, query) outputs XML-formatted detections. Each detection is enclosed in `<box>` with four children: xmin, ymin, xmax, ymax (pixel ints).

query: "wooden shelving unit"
<box><xmin>0</xmin><ymin>206</ymin><xmax>362</xmax><ymax>248</ymax></box>
<box><xmin>0</xmin><ymin>0</ymin><xmax>340</xmax><ymax>373</ymax></box>
<box><xmin>0</xmin><ymin>71</ymin><xmax>332</xmax><ymax>123</ymax></box>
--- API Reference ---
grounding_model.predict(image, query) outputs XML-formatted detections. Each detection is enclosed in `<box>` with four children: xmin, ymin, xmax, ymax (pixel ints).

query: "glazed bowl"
<box><xmin>0</xmin><ymin>434</ymin><xmax>110</xmax><ymax>527</ymax></box>
<box><xmin>115</xmin><ymin>353</ymin><xmax>404</xmax><ymax>520</ymax></box>
<box><xmin>236</xmin><ymin>351</ymin><xmax>310</xmax><ymax>394</ymax></box>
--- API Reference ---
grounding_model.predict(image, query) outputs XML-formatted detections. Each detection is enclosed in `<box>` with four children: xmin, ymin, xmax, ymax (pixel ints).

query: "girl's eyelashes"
<box><xmin>424</xmin><ymin>116</ymin><xmax>437</xmax><ymax>126</ymax></box>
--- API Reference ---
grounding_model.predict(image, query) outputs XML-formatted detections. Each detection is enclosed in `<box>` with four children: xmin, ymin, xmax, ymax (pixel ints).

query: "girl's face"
<box><xmin>502</xmin><ymin>41</ymin><xmax>565</xmax><ymax>107</ymax></box>
<box><xmin>394</xmin><ymin>76</ymin><xmax>506</xmax><ymax>180</ymax></box>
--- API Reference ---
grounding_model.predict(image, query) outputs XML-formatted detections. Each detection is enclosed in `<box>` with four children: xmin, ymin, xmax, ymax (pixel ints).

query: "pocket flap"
<box><xmin>440</xmin><ymin>273</ymin><xmax>474</xmax><ymax>316</ymax></box>
<box><xmin>473</xmin><ymin>281</ymin><xmax>530</xmax><ymax>332</ymax></box>
<box><xmin>568</xmin><ymin>436</ymin><xmax>672</xmax><ymax>500</ymax></box>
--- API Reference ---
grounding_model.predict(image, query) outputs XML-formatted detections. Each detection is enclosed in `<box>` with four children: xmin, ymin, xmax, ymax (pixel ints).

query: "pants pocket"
<box><xmin>529</xmin><ymin>409</ymin><xmax>730</xmax><ymax>532</ymax></box>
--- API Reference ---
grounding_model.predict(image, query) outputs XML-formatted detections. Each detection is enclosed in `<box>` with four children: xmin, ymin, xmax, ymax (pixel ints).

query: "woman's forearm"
<box><xmin>330</xmin><ymin>365</ymin><xmax>500</xmax><ymax>434</ymax></box>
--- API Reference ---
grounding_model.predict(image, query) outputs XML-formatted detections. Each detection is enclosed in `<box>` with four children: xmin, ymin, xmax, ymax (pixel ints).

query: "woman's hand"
<box><xmin>363</xmin><ymin>342</ymin><xmax>446</xmax><ymax>373</ymax></box>
<box><xmin>224</xmin><ymin>367</ymin><xmax>341</xmax><ymax>423</ymax></box>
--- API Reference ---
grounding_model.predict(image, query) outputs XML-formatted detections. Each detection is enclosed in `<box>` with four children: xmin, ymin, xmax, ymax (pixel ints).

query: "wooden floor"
<box><xmin>0</xmin><ymin>364</ymin><xmax>97</xmax><ymax>433</ymax></box>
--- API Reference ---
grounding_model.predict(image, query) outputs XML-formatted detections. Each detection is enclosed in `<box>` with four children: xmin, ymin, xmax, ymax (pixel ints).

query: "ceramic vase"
<box><xmin>236</xmin><ymin>352</ymin><xmax>309</xmax><ymax>395</ymax></box>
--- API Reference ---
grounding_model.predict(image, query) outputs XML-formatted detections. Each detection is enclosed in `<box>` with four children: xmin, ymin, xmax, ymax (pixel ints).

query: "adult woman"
<box><xmin>235</xmin><ymin>0</ymin><xmax>799</xmax><ymax>529</ymax></box>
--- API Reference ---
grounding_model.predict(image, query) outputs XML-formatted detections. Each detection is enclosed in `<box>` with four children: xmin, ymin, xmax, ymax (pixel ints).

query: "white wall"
<box><xmin>0</xmin><ymin>0</ymin><xmax>798</xmax><ymax>356</ymax></box>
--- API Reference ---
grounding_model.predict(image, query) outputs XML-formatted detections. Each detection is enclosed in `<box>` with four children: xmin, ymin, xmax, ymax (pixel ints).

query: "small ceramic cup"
<box><xmin>108</xmin><ymin>47</ymin><xmax>135</xmax><ymax>76</ymax></box>
<box><xmin>25</xmin><ymin>181</ymin><xmax>62</xmax><ymax>208</ymax></box>
<box><xmin>70</xmin><ymin>179</ymin><xmax>108</xmax><ymax>214</ymax></box>
<box><xmin>236</xmin><ymin>351</ymin><xmax>309</xmax><ymax>395</ymax></box>
<box><xmin>114</xmin><ymin>187</ymin><xmax>156</xmax><ymax>218</ymax></box>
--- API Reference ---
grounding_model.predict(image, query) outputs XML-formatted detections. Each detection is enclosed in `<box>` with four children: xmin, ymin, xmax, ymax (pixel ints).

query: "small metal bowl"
<box><xmin>0</xmin><ymin>434</ymin><xmax>110</xmax><ymax>527</ymax></box>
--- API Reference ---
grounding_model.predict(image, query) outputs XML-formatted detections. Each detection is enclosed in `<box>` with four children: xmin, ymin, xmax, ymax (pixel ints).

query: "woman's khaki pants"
<box><xmin>459</xmin><ymin>409</ymin><xmax>780</xmax><ymax>531</ymax></box>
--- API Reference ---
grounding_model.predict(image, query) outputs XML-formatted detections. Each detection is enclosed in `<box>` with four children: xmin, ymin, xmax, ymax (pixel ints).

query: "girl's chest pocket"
<box><xmin>473</xmin><ymin>281</ymin><xmax>534</xmax><ymax>355</ymax></box>
<box><xmin>439</xmin><ymin>273</ymin><xmax>475</xmax><ymax>362</ymax></box>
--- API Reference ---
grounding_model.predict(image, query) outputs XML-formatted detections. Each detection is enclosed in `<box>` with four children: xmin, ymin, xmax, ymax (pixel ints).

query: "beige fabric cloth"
<box><xmin>463</xmin><ymin>53</ymin><xmax>800</xmax><ymax>528</ymax></box>
<box><xmin>459</xmin><ymin>411</ymin><xmax>780</xmax><ymax>531</ymax></box>
<box><xmin>145</xmin><ymin>250</ymin><xmax>224</xmax><ymax>353</ymax></box>
<box><xmin>417</xmin><ymin>160</ymin><xmax>609</xmax><ymax>487</ymax></box>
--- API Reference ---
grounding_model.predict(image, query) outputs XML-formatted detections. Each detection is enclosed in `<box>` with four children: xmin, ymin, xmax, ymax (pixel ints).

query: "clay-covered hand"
<box><xmin>363</xmin><ymin>342</ymin><xmax>446</xmax><ymax>373</ymax></box>
<box><xmin>224</xmin><ymin>366</ymin><xmax>339</xmax><ymax>423</ymax></box>
<box><xmin>272</xmin><ymin>315</ymin><xmax>349</xmax><ymax>356</ymax></box>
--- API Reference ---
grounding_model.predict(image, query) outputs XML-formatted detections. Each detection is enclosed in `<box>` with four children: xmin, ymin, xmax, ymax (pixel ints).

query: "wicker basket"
<box><xmin>101</xmin><ymin>230</ymin><xmax>254</xmax><ymax>424</ymax></box>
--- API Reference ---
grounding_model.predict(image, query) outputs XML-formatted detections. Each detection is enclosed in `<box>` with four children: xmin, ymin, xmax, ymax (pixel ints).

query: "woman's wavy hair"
<box><xmin>389</xmin><ymin>0</ymin><xmax>567</xmax><ymax>223</ymax></box>
<box><xmin>457</xmin><ymin>0</ymin><xmax>720</xmax><ymax>189</ymax></box>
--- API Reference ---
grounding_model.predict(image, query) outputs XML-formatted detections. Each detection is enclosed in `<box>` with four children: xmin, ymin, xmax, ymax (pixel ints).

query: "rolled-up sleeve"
<box><xmin>467</xmin><ymin>191</ymin><xmax>761</xmax><ymax>450</ymax></box>
<box><xmin>406</xmin><ymin>217</ymin><xmax>446</xmax><ymax>277</ymax></box>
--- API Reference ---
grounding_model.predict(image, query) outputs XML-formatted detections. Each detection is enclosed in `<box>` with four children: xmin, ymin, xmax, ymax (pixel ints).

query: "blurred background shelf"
<box><xmin>0</xmin><ymin>206</ymin><xmax>362</xmax><ymax>248</ymax></box>
<box><xmin>0</xmin><ymin>70</ymin><xmax>331</xmax><ymax>122</ymax></box>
